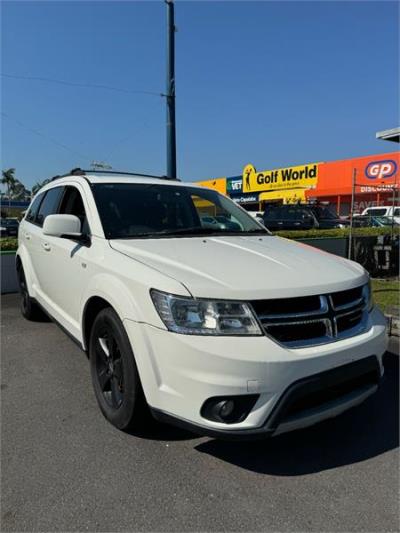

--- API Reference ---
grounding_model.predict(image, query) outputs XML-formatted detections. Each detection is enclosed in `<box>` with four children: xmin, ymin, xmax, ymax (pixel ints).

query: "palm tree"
<box><xmin>31</xmin><ymin>179</ymin><xmax>50</xmax><ymax>195</ymax></box>
<box><xmin>11</xmin><ymin>179</ymin><xmax>30</xmax><ymax>201</ymax></box>
<box><xmin>1</xmin><ymin>168</ymin><xmax>17</xmax><ymax>211</ymax></box>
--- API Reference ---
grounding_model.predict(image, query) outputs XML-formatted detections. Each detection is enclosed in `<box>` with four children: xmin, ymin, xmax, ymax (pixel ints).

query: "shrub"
<box><xmin>0</xmin><ymin>237</ymin><xmax>18</xmax><ymax>252</ymax></box>
<box><xmin>274</xmin><ymin>226</ymin><xmax>399</xmax><ymax>240</ymax></box>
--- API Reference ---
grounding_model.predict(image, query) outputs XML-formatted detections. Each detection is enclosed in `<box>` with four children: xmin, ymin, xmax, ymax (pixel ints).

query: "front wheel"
<box><xmin>89</xmin><ymin>307</ymin><xmax>148</xmax><ymax>430</ymax></box>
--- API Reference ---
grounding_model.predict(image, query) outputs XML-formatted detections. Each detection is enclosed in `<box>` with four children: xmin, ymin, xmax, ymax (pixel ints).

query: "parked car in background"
<box><xmin>361</xmin><ymin>206</ymin><xmax>400</xmax><ymax>224</ymax></box>
<box><xmin>0</xmin><ymin>218</ymin><xmax>19</xmax><ymax>237</ymax></box>
<box><xmin>200</xmin><ymin>214</ymin><xmax>241</xmax><ymax>231</ymax></box>
<box><xmin>352</xmin><ymin>215</ymin><xmax>400</xmax><ymax>228</ymax></box>
<box><xmin>262</xmin><ymin>203</ymin><xmax>348</xmax><ymax>231</ymax></box>
<box><xmin>16</xmin><ymin>169</ymin><xmax>387</xmax><ymax>439</ymax></box>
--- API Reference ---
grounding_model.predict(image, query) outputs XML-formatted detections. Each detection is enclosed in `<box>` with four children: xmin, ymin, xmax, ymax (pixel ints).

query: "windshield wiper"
<box><xmin>156</xmin><ymin>227</ymin><xmax>270</xmax><ymax>237</ymax></box>
<box><xmin>114</xmin><ymin>227</ymin><xmax>269</xmax><ymax>239</ymax></box>
<box><xmin>114</xmin><ymin>227</ymin><xmax>218</xmax><ymax>239</ymax></box>
<box><xmin>155</xmin><ymin>226</ymin><xmax>217</xmax><ymax>236</ymax></box>
<box><xmin>244</xmin><ymin>228</ymin><xmax>269</xmax><ymax>234</ymax></box>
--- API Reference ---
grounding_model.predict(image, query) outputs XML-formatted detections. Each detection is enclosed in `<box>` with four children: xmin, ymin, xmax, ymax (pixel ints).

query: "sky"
<box><xmin>1</xmin><ymin>0</ymin><xmax>399</xmax><ymax>189</ymax></box>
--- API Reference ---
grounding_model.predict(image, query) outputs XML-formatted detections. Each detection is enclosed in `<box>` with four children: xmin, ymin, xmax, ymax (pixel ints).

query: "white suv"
<box><xmin>361</xmin><ymin>206</ymin><xmax>400</xmax><ymax>224</ymax></box>
<box><xmin>17</xmin><ymin>169</ymin><xmax>388</xmax><ymax>439</ymax></box>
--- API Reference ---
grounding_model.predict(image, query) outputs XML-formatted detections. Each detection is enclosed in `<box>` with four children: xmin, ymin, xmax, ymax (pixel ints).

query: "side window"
<box><xmin>365</xmin><ymin>208</ymin><xmax>386</xmax><ymax>217</ymax></box>
<box><xmin>36</xmin><ymin>187</ymin><xmax>64</xmax><ymax>227</ymax></box>
<box><xmin>58</xmin><ymin>186</ymin><xmax>89</xmax><ymax>233</ymax></box>
<box><xmin>25</xmin><ymin>192</ymin><xmax>45</xmax><ymax>223</ymax></box>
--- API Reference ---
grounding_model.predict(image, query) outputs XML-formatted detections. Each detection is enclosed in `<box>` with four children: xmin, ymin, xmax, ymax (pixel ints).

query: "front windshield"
<box><xmin>92</xmin><ymin>183</ymin><xmax>268</xmax><ymax>239</ymax></box>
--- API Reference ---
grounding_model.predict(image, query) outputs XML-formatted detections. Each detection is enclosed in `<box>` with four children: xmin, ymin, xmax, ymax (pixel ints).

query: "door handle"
<box><xmin>24</xmin><ymin>232</ymin><xmax>31</xmax><ymax>240</ymax></box>
<box><xmin>42</xmin><ymin>242</ymin><xmax>51</xmax><ymax>252</ymax></box>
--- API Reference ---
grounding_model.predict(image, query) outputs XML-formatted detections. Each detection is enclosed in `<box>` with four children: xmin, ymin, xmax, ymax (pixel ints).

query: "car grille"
<box><xmin>251</xmin><ymin>285</ymin><xmax>369</xmax><ymax>348</ymax></box>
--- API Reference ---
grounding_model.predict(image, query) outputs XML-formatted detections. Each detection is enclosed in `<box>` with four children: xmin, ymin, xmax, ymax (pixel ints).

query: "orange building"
<box><xmin>307</xmin><ymin>151</ymin><xmax>400</xmax><ymax>215</ymax></box>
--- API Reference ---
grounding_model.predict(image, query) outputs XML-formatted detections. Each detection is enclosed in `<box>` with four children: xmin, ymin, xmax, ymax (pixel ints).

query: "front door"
<box><xmin>35</xmin><ymin>184</ymin><xmax>92</xmax><ymax>339</ymax></box>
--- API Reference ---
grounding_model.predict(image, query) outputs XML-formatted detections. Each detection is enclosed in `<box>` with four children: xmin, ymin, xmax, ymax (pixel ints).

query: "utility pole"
<box><xmin>348</xmin><ymin>168</ymin><xmax>357</xmax><ymax>260</ymax></box>
<box><xmin>165</xmin><ymin>0</ymin><xmax>177</xmax><ymax>179</ymax></box>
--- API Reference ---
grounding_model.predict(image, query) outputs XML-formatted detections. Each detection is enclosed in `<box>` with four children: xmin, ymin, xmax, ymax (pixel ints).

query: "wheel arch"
<box><xmin>80</xmin><ymin>273</ymin><xmax>150</xmax><ymax>352</ymax></box>
<box><xmin>15</xmin><ymin>247</ymin><xmax>35</xmax><ymax>296</ymax></box>
<box><xmin>82</xmin><ymin>296</ymin><xmax>117</xmax><ymax>352</ymax></box>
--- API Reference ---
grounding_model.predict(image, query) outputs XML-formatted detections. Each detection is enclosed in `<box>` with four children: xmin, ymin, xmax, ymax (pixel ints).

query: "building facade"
<box><xmin>197</xmin><ymin>151</ymin><xmax>400</xmax><ymax>216</ymax></box>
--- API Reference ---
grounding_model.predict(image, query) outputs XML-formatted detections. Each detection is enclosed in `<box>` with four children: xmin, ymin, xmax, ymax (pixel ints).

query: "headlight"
<box><xmin>362</xmin><ymin>280</ymin><xmax>374</xmax><ymax>312</ymax></box>
<box><xmin>151</xmin><ymin>290</ymin><xmax>262</xmax><ymax>336</ymax></box>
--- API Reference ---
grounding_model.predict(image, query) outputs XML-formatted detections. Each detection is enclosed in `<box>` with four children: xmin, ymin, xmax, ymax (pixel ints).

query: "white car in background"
<box><xmin>16</xmin><ymin>169</ymin><xmax>388</xmax><ymax>439</ymax></box>
<box><xmin>361</xmin><ymin>206</ymin><xmax>400</xmax><ymax>224</ymax></box>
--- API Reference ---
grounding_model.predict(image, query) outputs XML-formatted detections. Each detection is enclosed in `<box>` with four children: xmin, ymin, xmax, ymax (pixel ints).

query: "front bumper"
<box><xmin>123</xmin><ymin>306</ymin><xmax>388</xmax><ymax>439</ymax></box>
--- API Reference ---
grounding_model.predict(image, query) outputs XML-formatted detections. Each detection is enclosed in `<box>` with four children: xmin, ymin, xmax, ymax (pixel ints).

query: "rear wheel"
<box><xmin>89</xmin><ymin>307</ymin><xmax>148</xmax><ymax>430</ymax></box>
<box><xmin>17</xmin><ymin>265</ymin><xmax>44</xmax><ymax>321</ymax></box>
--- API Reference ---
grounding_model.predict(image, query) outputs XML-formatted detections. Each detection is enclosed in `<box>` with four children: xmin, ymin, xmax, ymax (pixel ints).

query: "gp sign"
<box><xmin>365</xmin><ymin>160</ymin><xmax>397</xmax><ymax>180</ymax></box>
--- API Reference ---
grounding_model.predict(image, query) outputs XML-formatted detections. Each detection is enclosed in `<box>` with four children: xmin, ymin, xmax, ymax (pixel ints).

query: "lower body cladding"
<box><xmin>123</xmin><ymin>307</ymin><xmax>388</xmax><ymax>440</ymax></box>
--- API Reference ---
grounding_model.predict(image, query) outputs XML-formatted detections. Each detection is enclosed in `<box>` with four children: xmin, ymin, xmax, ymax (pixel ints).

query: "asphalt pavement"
<box><xmin>1</xmin><ymin>293</ymin><xmax>399</xmax><ymax>532</ymax></box>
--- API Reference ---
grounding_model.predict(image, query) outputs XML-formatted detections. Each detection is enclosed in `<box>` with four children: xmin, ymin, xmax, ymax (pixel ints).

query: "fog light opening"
<box><xmin>201</xmin><ymin>394</ymin><xmax>259</xmax><ymax>424</ymax></box>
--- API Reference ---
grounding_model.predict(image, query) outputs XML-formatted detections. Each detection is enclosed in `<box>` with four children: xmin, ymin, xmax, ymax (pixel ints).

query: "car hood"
<box><xmin>110</xmin><ymin>235</ymin><xmax>367</xmax><ymax>299</ymax></box>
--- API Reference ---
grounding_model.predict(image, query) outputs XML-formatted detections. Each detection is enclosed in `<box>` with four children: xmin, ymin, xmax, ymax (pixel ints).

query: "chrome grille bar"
<box><xmin>329</xmin><ymin>296</ymin><xmax>365</xmax><ymax>312</ymax></box>
<box><xmin>252</xmin><ymin>284</ymin><xmax>369</xmax><ymax>348</ymax></box>
<box><xmin>258</xmin><ymin>296</ymin><xmax>329</xmax><ymax>320</ymax></box>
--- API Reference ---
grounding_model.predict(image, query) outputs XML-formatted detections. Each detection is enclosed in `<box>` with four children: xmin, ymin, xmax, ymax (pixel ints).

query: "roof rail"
<box><xmin>51</xmin><ymin>168</ymin><xmax>180</xmax><ymax>181</ymax></box>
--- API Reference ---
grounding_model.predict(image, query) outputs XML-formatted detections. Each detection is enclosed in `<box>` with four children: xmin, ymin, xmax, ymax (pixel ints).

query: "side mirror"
<box><xmin>43</xmin><ymin>214</ymin><xmax>82</xmax><ymax>238</ymax></box>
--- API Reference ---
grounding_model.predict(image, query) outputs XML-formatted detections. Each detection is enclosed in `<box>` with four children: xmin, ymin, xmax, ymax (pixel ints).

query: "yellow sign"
<box><xmin>197</xmin><ymin>177</ymin><xmax>227</xmax><ymax>195</ymax></box>
<box><xmin>242</xmin><ymin>163</ymin><xmax>319</xmax><ymax>193</ymax></box>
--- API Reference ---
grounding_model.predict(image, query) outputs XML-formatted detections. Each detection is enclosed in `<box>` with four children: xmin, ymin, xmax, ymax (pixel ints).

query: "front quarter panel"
<box><xmin>80</xmin><ymin>242</ymin><xmax>191</xmax><ymax>348</ymax></box>
<box><xmin>16</xmin><ymin>231</ymin><xmax>38</xmax><ymax>297</ymax></box>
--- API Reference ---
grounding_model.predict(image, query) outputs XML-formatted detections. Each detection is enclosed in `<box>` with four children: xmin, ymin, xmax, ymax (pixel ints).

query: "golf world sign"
<box><xmin>242</xmin><ymin>163</ymin><xmax>320</xmax><ymax>193</ymax></box>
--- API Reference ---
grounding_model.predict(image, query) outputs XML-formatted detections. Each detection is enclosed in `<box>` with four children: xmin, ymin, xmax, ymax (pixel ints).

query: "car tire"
<box><xmin>17</xmin><ymin>265</ymin><xmax>45</xmax><ymax>321</ymax></box>
<box><xmin>89</xmin><ymin>307</ymin><xmax>148</xmax><ymax>431</ymax></box>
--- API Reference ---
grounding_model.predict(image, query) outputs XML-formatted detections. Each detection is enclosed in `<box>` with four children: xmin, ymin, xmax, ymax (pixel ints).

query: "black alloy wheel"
<box><xmin>19</xmin><ymin>268</ymin><xmax>30</xmax><ymax>316</ymax></box>
<box><xmin>95</xmin><ymin>327</ymin><xmax>125</xmax><ymax>409</ymax></box>
<box><xmin>17</xmin><ymin>266</ymin><xmax>43</xmax><ymax>321</ymax></box>
<box><xmin>89</xmin><ymin>307</ymin><xmax>148</xmax><ymax>430</ymax></box>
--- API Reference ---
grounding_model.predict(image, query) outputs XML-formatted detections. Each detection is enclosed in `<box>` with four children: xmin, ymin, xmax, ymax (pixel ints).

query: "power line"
<box><xmin>1</xmin><ymin>73</ymin><xmax>163</xmax><ymax>98</ymax></box>
<box><xmin>1</xmin><ymin>111</ymin><xmax>91</xmax><ymax>161</ymax></box>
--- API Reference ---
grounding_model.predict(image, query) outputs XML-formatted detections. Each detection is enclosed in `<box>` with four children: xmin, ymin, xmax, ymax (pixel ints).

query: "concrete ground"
<box><xmin>1</xmin><ymin>293</ymin><xmax>399</xmax><ymax>532</ymax></box>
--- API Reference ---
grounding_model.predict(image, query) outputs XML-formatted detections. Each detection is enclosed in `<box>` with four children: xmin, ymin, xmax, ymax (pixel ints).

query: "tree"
<box><xmin>11</xmin><ymin>179</ymin><xmax>30</xmax><ymax>200</ymax></box>
<box><xmin>31</xmin><ymin>179</ymin><xmax>50</xmax><ymax>195</ymax></box>
<box><xmin>1</xmin><ymin>168</ymin><xmax>18</xmax><ymax>211</ymax></box>
<box><xmin>1</xmin><ymin>168</ymin><xmax>16</xmax><ymax>200</ymax></box>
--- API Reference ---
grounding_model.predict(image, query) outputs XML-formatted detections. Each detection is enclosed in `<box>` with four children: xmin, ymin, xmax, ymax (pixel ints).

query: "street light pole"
<box><xmin>165</xmin><ymin>0</ymin><xmax>177</xmax><ymax>179</ymax></box>
<box><xmin>348</xmin><ymin>167</ymin><xmax>357</xmax><ymax>260</ymax></box>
